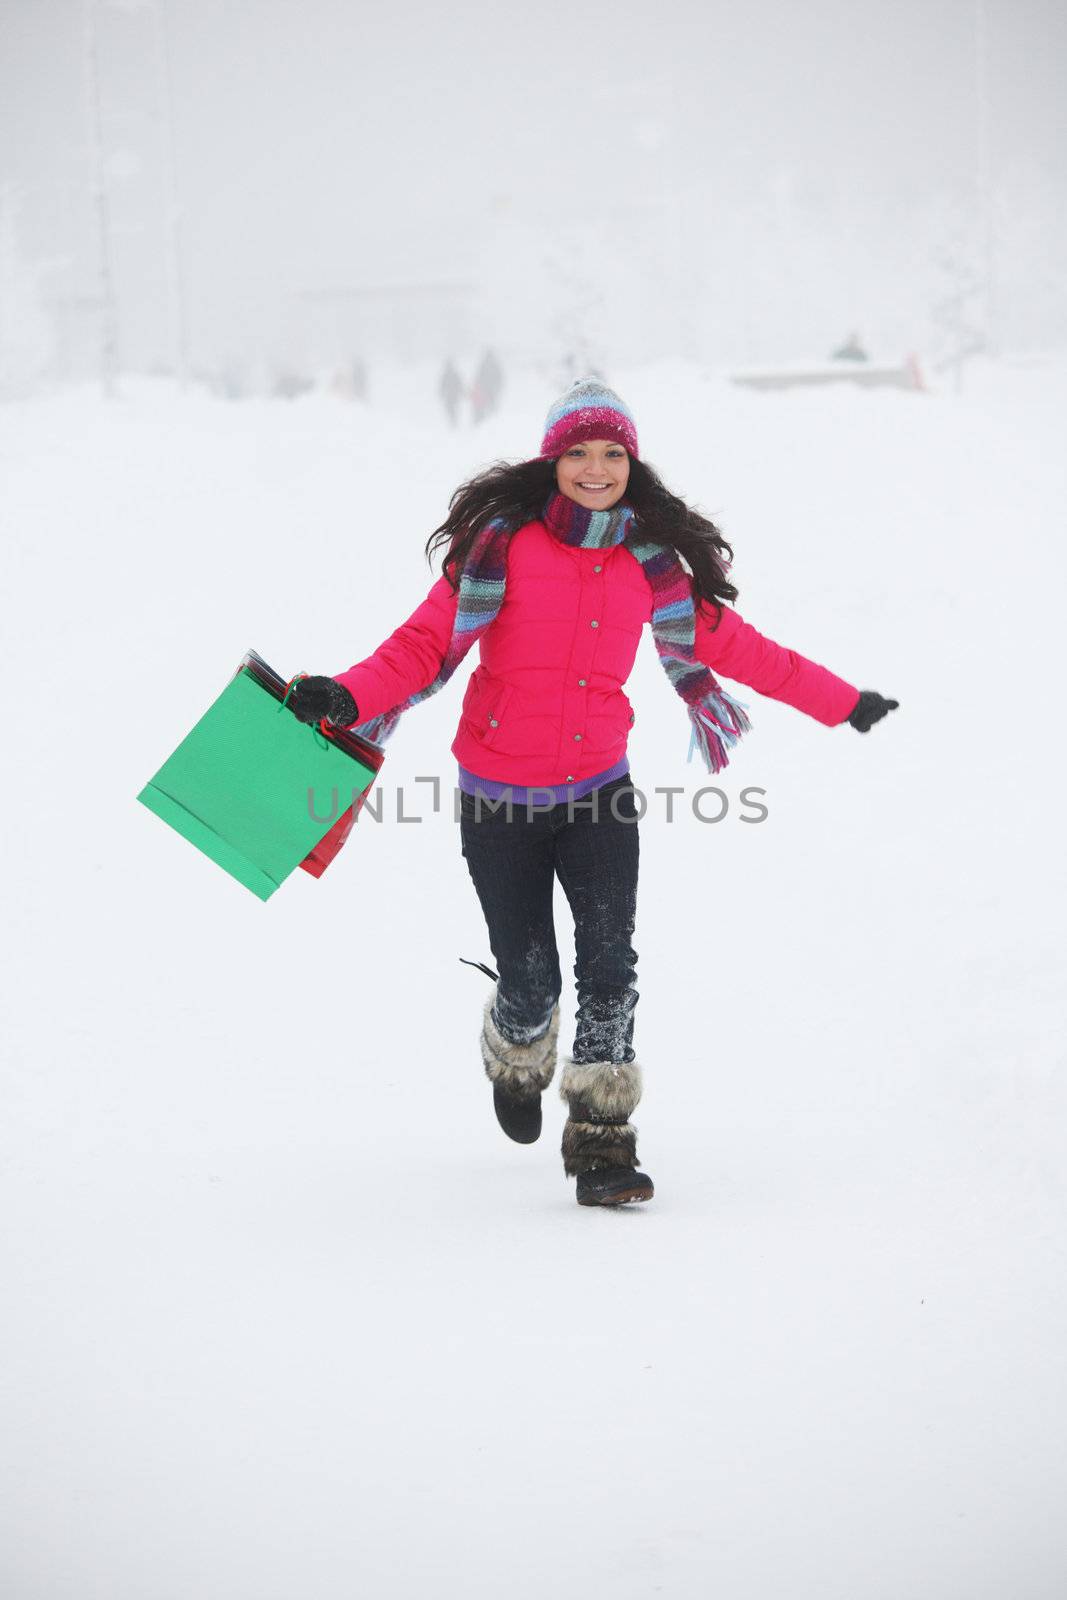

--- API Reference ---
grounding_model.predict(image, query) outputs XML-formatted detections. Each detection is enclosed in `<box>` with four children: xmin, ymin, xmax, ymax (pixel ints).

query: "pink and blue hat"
<box><xmin>539</xmin><ymin>379</ymin><xmax>640</xmax><ymax>460</ymax></box>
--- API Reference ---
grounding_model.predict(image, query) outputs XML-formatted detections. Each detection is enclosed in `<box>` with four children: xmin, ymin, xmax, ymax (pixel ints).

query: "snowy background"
<box><xmin>3</xmin><ymin>0</ymin><xmax>1067</xmax><ymax>1597</ymax></box>
<box><xmin>3</xmin><ymin>357</ymin><xmax>1066</xmax><ymax>1599</ymax></box>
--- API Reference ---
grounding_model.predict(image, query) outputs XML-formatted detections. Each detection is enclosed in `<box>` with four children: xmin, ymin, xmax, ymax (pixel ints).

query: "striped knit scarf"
<box><xmin>352</xmin><ymin>491</ymin><xmax>751</xmax><ymax>774</ymax></box>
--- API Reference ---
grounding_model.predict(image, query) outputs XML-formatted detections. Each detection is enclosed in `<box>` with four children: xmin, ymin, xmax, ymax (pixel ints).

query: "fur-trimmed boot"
<box><xmin>559</xmin><ymin>1057</ymin><xmax>654</xmax><ymax>1205</ymax></box>
<box><xmin>480</xmin><ymin>988</ymin><xmax>561</xmax><ymax>1145</ymax></box>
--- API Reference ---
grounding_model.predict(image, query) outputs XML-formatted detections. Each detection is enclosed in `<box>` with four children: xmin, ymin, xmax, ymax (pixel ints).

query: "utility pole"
<box><xmin>82</xmin><ymin>0</ymin><xmax>119</xmax><ymax>396</ymax></box>
<box><xmin>974</xmin><ymin>0</ymin><xmax>996</xmax><ymax>355</ymax></box>
<box><xmin>153</xmin><ymin>0</ymin><xmax>189</xmax><ymax>388</ymax></box>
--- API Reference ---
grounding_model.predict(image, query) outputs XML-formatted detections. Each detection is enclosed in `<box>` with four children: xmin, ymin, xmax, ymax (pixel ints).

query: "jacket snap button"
<box><xmin>566</xmin><ymin>775</ymin><xmax>574</xmax><ymax>782</ymax></box>
<box><xmin>590</xmin><ymin>619</ymin><xmax>599</xmax><ymax>628</ymax></box>
<box><xmin>489</xmin><ymin>718</ymin><xmax>499</xmax><ymax>727</ymax></box>
<box><xmin>573</xmin><ymin>732</ymin><xmax>582</xmax><ymax>741</ymax></box>
<box><xmin>593</xmin><ymin>564</ymin><xmax>602</xmax><ymax>573</ymax></box>
<box><xmin>578</xmin><ymin>678</ymin><xmax>586</xmax><ymax>686</ymax></box>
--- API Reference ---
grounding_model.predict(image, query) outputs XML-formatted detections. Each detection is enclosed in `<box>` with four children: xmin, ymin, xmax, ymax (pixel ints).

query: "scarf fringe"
<box><xmin>686</xmin><ymin>691</ymin><xmax>752</xmax><ymax>774</ymax></box>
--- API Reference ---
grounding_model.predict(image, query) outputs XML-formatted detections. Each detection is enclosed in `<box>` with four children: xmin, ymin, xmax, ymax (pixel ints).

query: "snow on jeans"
<box><xmin>459</xmin><ymin>775</ymin><xmax>640</xmax><ymax>1065</ymax></box>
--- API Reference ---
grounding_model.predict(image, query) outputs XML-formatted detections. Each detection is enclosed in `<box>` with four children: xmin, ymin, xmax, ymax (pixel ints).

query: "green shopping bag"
<box><xmin>137</xmin><ymin>650</ymin><xmax>382</xmax><ymax>901</ymax></box>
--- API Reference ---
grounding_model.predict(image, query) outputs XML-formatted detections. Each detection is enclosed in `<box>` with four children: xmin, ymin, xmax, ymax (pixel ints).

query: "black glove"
<box><xmin>847</xmin><ymin>689</ymin><xmax>899</xmax><ymax>733</ymax></box>
<box><xmin>287</xmin><ymin>675</ymin><xmax>359</xmax><ymax>727</ymax></box>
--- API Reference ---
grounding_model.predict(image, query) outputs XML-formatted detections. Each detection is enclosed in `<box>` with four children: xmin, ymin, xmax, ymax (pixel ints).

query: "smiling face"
<box><xmin>554</xmin><ymin>439</ymin><xmax>631</xmax><ymax>511</ymax></box>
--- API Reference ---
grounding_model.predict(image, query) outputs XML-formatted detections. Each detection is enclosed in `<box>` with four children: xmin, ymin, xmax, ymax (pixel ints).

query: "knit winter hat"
<box><xmin>539</xmin><ymin>379</ymin><xmax>640</xmax><ymax>460</ymax></box>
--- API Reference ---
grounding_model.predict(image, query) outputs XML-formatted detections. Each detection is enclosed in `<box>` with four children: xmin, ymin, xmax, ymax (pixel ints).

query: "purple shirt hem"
<box><xmin>457</xmin><ymin>757</ymin><xmax>631</xmax><ymax>806</ymax></box>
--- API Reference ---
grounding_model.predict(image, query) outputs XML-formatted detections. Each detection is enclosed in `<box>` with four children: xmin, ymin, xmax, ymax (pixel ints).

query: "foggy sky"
<box><xmin>2</xmin><ymin>0</ymin><xmax>1065</xmax><ymax>372</ymax></box>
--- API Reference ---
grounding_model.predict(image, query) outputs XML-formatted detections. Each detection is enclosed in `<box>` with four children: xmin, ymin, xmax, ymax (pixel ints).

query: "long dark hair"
<box><xmin>424</xmin><ymin>455</ymin><xmax>738</xmax><ymax>624</ymax></box>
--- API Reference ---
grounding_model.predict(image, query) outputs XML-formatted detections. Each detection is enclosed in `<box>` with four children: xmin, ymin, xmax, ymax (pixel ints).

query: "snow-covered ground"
<box><xmin>2</xmin><ymin>357</ymin><xmax>1065</xmax><ymax>1599</ymax></box>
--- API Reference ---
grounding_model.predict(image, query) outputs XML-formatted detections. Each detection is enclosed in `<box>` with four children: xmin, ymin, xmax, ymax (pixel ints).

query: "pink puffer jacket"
<box><xmin>334</xmin><ymin>519</ymin><xmax>861</xmax><ymax>785</ymax></box>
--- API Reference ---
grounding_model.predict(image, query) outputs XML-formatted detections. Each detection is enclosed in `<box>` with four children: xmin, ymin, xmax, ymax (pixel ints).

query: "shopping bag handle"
<box><xmin>279</xmin><ymin>671</ymin><xmax>337</xmax><ymax>752</ymax></box>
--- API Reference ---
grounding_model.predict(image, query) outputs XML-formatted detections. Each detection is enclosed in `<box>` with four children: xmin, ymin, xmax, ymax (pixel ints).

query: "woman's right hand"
<box><xmin>288</xmin><ymin>676</ymin><xmax>359</xmax><ymax>727</ymax></box>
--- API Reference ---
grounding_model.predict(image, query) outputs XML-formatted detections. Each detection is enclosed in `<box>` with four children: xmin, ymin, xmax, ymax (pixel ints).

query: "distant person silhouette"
<box><xmin>439</xmin><ymin>358</ymin><xmax>464</xmax><ymax>427</ymax></box>
<box><xmin>470</xmin><ymin>348</ymin><xmax>504</xmax><ymax>424</ymax></box>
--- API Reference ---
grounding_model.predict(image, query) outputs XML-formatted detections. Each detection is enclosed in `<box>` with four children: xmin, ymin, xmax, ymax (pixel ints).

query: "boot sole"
<box><xmin>499</xmin><ymin>1125</ymin><xmax>541</xmax><ymax>1145</ymax></box>
<box><xmin>577</xmin><ymin>1184</ymin><xmax>654</xmax><ymax>1207</ymax></box>
<box><xmin>493</xmin><ymin>1096</ymin><xmax>542</xmax><ymax>1144</ymax></box>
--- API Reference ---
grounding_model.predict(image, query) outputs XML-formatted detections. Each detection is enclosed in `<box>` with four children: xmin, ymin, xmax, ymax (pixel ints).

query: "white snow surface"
<box><xmin>2</xmin><ymin>359</ymin><xmax>1066</xmax><ymax>1599</ymax></box>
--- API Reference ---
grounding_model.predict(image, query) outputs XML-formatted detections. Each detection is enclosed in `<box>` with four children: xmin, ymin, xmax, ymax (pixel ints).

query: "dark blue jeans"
<box><xmin>459</xmin><ymin>775</ymin><xmax>640</xmax><ymax>1064</ymax></box>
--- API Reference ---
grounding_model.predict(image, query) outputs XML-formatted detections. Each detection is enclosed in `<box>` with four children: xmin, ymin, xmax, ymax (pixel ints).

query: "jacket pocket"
<box><xmin>585</xmin><ymin>688</ymin><xmax>635</xmax><ymax>756</ymax></box>
<box><xmin>463</xmin><ymin>674</ymin><xmax>514</xmax><ymax>749</ymax></box>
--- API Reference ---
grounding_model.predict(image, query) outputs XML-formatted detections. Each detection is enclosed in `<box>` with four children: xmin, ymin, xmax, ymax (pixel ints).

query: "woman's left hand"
<box><xmin>847</xmin><ymin>690</ymin><xmax>899</xmax><ymax>732</ymax></box>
